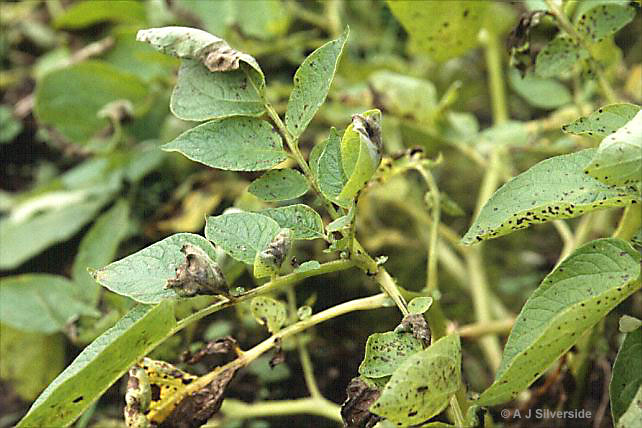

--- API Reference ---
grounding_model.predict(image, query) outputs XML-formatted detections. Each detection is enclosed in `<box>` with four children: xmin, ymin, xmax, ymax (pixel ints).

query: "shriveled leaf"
<box><xmin>478</xmin><ymin>238</ymin><xmax>641</xmax><ymax>405</ymax></box>
<box><xmin>205</xmin><ymin>212</ymin><xmax>281</xmax><ymax>264</ymax></box>
<box><xmin>34</xmin><ymin>61</ymin><xmax>149</xmax><ymax>144</ymax></box>
<box><xmin>163</xmin><ymin>117</ymin><xmax>286</xmax><ymax>171</ymax></box>
<box><xmin>169</xmin><ymin>60</ymin><xmax>264</xmax><ymax>121</ymax></box>
<box><xmin>0</xmin><ymin>323</ymin><xmax>64</xmax><ymax>401</ymax></box>
<box><xmin>462</xmin><ymin>149</ymin><xmax>640</xmax><ymax>244</ymax></box>
<box><xmin>248</xmin><ymin>169</ymin><xmax>309</xmax><ymax>201</ymax></box>
<box><xmin>370</xmin><ymin>334</ymin><xmax>461</xmax><ymax>425</ymax></box>
<box><xmin>317</xmin><ymin>128</ymin><xmax>350</xmax><ymax>208</ymax></box>
<box><xmin>610</xmin><ymin>326</ymin><xmax>642</xmax><ymax>425</ymax></box>
<box><xmin>17</xmin><ymin>302</ymin><xmax>176</xmax><ymax>428</ymax></box>
<box><xmin>387</xmin><ymin>0</ymin><xmax>487</xmax><ymax>61</ymax></box>
<box><xmin>92</xmin><ymin>233</ymin><xmax>218</xmax><ymax>304</ymax></box>
<box><xmin>535</xmin><ymin>36</ymin><xmax>588</xmax><ymax>78</ymax></box>
<box><xmin>71</xmin><ymin>199</ymin><xmax>130</xmax><ymax>305</ymax></box>
<box><xmin>286</xmin><ymin>27</ymin><xmax>349</xmax><ymax>137</ymax></box>
<box><xmin>259</xmin><ymin>204</ymin><xmax>324</xmax><ymax>240</ymax></box>
<box><xmin>616</xmin><ymin>385</ymin><xmax>642</xmax><ymax>428</ymax></box>
<box><xmin>341</xmin><ymin>377</ymin><xmax>382</xmax><ymax>428</ymax></box>
<box><xmin>509</xmin><ymin>69</ymin><xmax>571</xmax><ymax>110</ymax></box>
<box><xmin>407</xmin><ymin>297</ymin><xmax>433</xmax><ymax>315</ymax></box>
<box><xmin>358</xmin><ymin>332</ymin><xmax>423</xmax><ymax>379</ymax></box>
<box><xmin>562</xmin><ymin>103</ymin><xmax>640</xmax><ymax>138</ymax></box>
<box><xmin>54</xmin><ymin>0</ymin><xmax>145</xmax><ymax>28</ymax></box>
<box><xmin>0</xmin><ymin>194</ymin><xmax>112</xmax><ymax>270</ymax></box>
<box><xmin>0</xmin><ymin>274</ymin><xmax>99</xmax><ymax>333</ymax></box>
<box><xmin>584</xmin><ymin>110</ymin><xmax>642</xmax><ymax>186</ymax></box>
<box><xmin>250</xmin><ymin>296</ymin><xmax>287</xmax><ymax>334</ymax></box>
<box><xmin>575</xmin><ymin>3</ymin><xmax>636</xmax><ymax>43</ymax></box>
<box><xmin>368</xmin><ymin>71</ymin><xmax>437</xmax><ymax>122</ymax></box>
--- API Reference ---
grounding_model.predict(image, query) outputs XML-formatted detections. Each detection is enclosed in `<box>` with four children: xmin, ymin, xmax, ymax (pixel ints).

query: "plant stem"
<box><xmin>374</xmin><ymin>268</ymin><xmax>409</xmax><ymax>317</ymax></box>
<box><xmin>480</xmin><ymin>29</ymin><xmax>508</xmax><ymax>125</ymax></box>
<box><xmin>449</xmin><ymin>395</ymin><xmax>466</xmax><ymax>427</ymax></box>
<box><xmin>416</xmin><ymin>166</ymin><xmax>440</xmax><ymax>293</ymax></box>
<box><xmin>613</xmin><ymin>205</ymin><xmax>641</xmax><ymax>241</ymax></box>
<box><xmin>216</xmin><ymin>397</ymin><xmax>342</xmax><ymax>425</ymax></box>
<box><xmin>457</xmin><ymin>318</ymin><xmax>515</xmax><ymax>339</ymax></box>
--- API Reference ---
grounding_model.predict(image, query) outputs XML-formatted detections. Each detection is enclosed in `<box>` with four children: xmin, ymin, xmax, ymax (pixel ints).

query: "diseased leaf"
<box><xmin>170</xmin><ymin>60</ymin><xmax>264</xmax><ymax>121</ymax></box>
<box><xmin>17</xmin><ymin>302</ymin><xmax>176</xmax><ymax>428</ymax></box>
<box><xmin>0</xmin><ymin>274</ymin><xmax>99</xmax><ymax>334</ymax></box>
<box><xmin>370</xmin><ymin>334</ymin><xmax>461</xmax><ymax>426</ymax></box>
<box><xmin>54</xmin><ymin>0</ymin><xmax>145</xmax><ymax>28</ymax></box>
<box><xmin>610</xmin><ymin>327</ymin><xmax>642</xmax><ymax>425</ymax></box>
<box><xmin>462</xmin><ymin>149</ymin><xmax>640</xmax><ymax>244</ymax></box>
<box><xmin>163</xmin><ymin>117</ymin><xmax>287</xmax><ymax>171</ymax></box>
<box><xmin>317</xmin><ymin>128</ymin><xmax>350</xmax><ymax>208</ymax></box>
<box><xmin>358</xmin><ymin>332</ymin><xmax>423</xmax><ymax>379</ymax></box>
<box><xmin>0</xmin><ymin>323</ymin><xmax>64</xmax><ymax>401</ymax></box>
<box><xmin>341</xmin><ymin>377</ymin><xmax>382</xmax><ymax>428</ymax></box>
<box><xmin>286</xmin><ymin>27</ymin><xmax>349</xmax><ymax>137</ymax></box>
<box><xmin>71</xmin><ymin>199</ymin><xmax>130</xmax><ymax>305</ymax></box>
<box><xmin>562</xmin><ymin>103</ymin><xmax>640</xmax><ymax>138</ymax></box>
<box><xmin>407</xmin><ymin>297</ymin><xmax>433</xmax><ymax>315</ymax></box>
<box><xmin>575</xmin><ymin>3</ymin><xmax>636</xmax><ymax>43</ymax></box>
<box><xmin>478</xmin><ymin>238</ymin><xmax>641</xmax><ymax>405</ymax></box>
<box><xmin>248</xmin><ymin>169</ymin><xmax>309</xmax><ymax>201</ymax></box>
<box><xmin>253</xmin><ymin>228</ymin><xmax>292</xmax><ymax>279</ymax></box>
<box><xmin>92</xmin><ymin>233</ymin><xmax>218</xmax><ymax>304</ymax></box>
<box><xmin>34</xmin><ymin>61</ymin><xmax>149</xmax><ymax>144</ymax></box>
<box><xmin>205</xmin><ymin>212</ymin><xmax>281</xmax><ymax>264</ymax></box>
<box><xmin>387</xmin><ymin>0</ymin><xmax>487</xmax><ymax>61</ymax></box>
<box><xmin>259</xmin><ymin>204</ymin><xmax>324</xmax><ymax>240</ymax></box>
<box><xmin>250</xmin><ymin>296</ymin><xmax>287</xmax><ymax>334</ymax></box>
<box><xmin>584</xmin><ymin>110</ymin><xmax>642</xmax><ymax>186</ymax></box>
<box><xmin>509</xmin><ymin>69</ymin><xmax>572</xmax><ymax>110</ymax></box>
<box><xmin>535</xmin><ymin>36</ymin><xmax>589</xmax><ymax>78</ymax></box>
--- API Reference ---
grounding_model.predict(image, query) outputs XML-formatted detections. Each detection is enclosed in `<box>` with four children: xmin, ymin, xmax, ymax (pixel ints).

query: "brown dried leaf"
<box><xmin>165</xmin><ymin>244</ymin><xmax>228</xmax><ymax>298</ymax></box>
<box><xmin>181</xmin><ymin>336</ymin><xmax>241</xmax><ymax>365</ymax></box>
<box><xmin>341</xmin><ymin>377</ymin><xmax>382</xmax><ymax>428</ymax></box>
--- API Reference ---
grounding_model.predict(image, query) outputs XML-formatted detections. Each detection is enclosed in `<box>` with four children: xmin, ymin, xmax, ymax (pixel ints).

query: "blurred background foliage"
<box><xmin>0</xmin><ymin>1</ymin><xmax>640</xmax><ymax>427</ymax></box>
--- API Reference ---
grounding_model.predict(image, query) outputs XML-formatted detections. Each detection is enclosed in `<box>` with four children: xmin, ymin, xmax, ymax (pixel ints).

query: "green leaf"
<box><xmin>205</xmin><ymin>212</ymin><xmax>281</xmax><ymax>264</ymax></box>
<box><xmin>293</xmin><ymin>260</ymin><xmax>321</xmax><ymax>273</ymax></box>
<box><xmin>309</xmin><ymin>138</ymin><xmax>328</xmax><ymax>180</ymax></box>
<box><xmin>285</xmin><ymin>27</ymin><xmax>349</xmax><ymax>137</ymax></box>
<box><xmin>358</xmin><ymin>332</ymin><xmax>424</xmax><ymax>379</ymax></box>
<box><xmin>0</xmin><ymin>105</ymin><xmax>22</xmax><ymax>143</ymax></box>
<box><xmin>250</xmin><ymin>296</ymin><xmax>287</xmax><ymax>334</ymax></box>
<box><xmin>259</xmin><ymin>204</ymin><xmax>324</xmax><ymax>240</ymax></box>
<box><xmin>535</xmin><ymin>36</ymin><xmax>589</xmax><ymax>78</ymax></box>
<box><xmin>248</xmin><ymin>169</ymin><xmax>309</xmax><ymax>201</ymax></box>
<box><xmin>575</xmin><ymin>3</ymin><xmax>636</xmax><ymax>43</ymax></box>
<box><xmin>0</xmin><ymin>323</ymin><xmax>64</xmax><ymax>401</ymax></box>
<box><xmin>370</xmin><ymin>334</ymin><xmax>461</xmax><ymax>425</ymax></box>
<box><xmin>619</xmin><ymin>315</ymin><xmax>642</xmax><ymax>333</ymax></box>
<box><xmin>562</xmin><ymin>103</ymin><xmax>641</xmax><ymax>138</ymax></box>
<box><xmin>54</xmin><ymin>0</ymin><xmax>145</xmax><ymax>28</ymax></box>
<box><xmin>368</xmin><ymin>71</ymin><xmax>437</xmax><ymax>122</ymax></box>
<box><xmin>317</xmin><ymin>128</ymin><xmax>350</xmax><ymax>208</ymax></box>
<box><xmin>0</xmin><ymin>274</ymin><xmax>99</xmax><ymax>334</ymax></box>
<box><xmin>170</xmin><ymin>60</ymin><xmax>265</xmax><ymax>121</ymax></box>
<box><xmin>387</xmin><ymin>0</ymin><xmax>487</xmax><ymax>62</ymax></box>
<box><xmin>163</xmin><ymin>117</ymin><xmax>287</xmax><ymax>171</ymax></box>
<box><xmin>17</xmin><ymin>302</ymin><xmax>176</xmax><ymax>428</ymax></box>
<box><xmin>610</xmin><ymin>326</ymin><xmax>642</xmax><ymax>425</ymax></box>
<box><xmin>71</xmin><ymin>200</ymin><xmax>130</xmax><ymax>305</ymax></box>
<box><xmin>0</xmin><ymin>194</ymin><xmax>111</xmax><ymax>270</ymax></box>
<box><xmin>616</xmin><ymin>385</ymin><xmax>642</xmax><ymax>428</ymax></box>
<box><xmin>326</xmin><ymin>206</ymin><xmax>355</xmax><ymax>233</ymax></box>
<box><xmin>34</xmin><ymin>61</ymin><xmax>149</xmax><ymax>144</ymax></box>
<box><xmin>584</xmin><ymin>111</ymin><xmax>642</xmax><ymax>186</ymax></box>
<box><xmin>462</xmin><ymin>149</ymin><xmax>640</xmax><ymax>244</ymax></box>
<box><xmin>408</xmin><ymin>297</ymin><xmax>433</xmax><ymax>315</ymax></box>
<box><xmin>478</xmin><ymin>238</ymin><xmax>641</xmax><ymax>405</ymax></box>
<box><xmin>509</xmin><ymin>69</ymin><xmax>572</xmax><ymax>110</ymax></box>
<box><xmin>92</xmin><ymin>233</ymin><xmax>218</xmax><ymax>304</ymax></box>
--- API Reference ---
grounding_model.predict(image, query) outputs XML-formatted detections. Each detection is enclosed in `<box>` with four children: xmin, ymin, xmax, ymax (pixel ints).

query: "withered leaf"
<box><xmin>341</xmin><ymin>377</ymin><xmax>382</xmax><ymax>428</ymax></box>
<box><xmin>165</xmin><ymin>244</ymin><xmax>228</xmax><ymax>298</ymax></box>
<box><xmin>181</xmin><ymin>336</ymin><xmax>240</xmax><ymax>365</ymax></box>
<box><xmin>397</xmin><ymin>313</ymin><xmax>431</xmax><ymax>346</ymax></box>
<box><xmin>269</xmin><ymin>338</ymin><xmax>285</xmax><ymax>369</ymax></box>
<box><xmin>506</xmin><ymin>10</ymin><xmax>551</xmax><ymax>77</ymax></box>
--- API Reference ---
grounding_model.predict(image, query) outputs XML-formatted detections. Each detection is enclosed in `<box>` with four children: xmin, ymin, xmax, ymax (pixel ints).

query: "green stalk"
<box><xmin>216</xmin><ymin>397</ymin><xmax>342</xmax><ymax>425</ymax></box>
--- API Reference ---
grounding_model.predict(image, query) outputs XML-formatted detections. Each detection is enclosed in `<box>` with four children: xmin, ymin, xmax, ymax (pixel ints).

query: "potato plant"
<box><xmin>1</xmin><ymin>1</ymin><xmax>640</xmax><ymax>428</ymax></box>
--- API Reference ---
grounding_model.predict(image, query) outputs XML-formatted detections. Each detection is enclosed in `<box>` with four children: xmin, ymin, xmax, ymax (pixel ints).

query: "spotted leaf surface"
<box><xmin>478</xmin><ymin>239</ymin><xmax>641</xmax><ymax>405</ymax></box>
<box><xmin>387</xmin><ymin>0</ymin><xmax>487</xmax><ymax>61</ymax></box>
<box><xmin>610</xmin><ymin>327</ymin><xmax>642</xmax><ymax>425</ymax></box>
<box><xmin>370</xmin><ymin>334</ymin><xmax>461</xmax><ymax>425</ymax></box>
<box><xmin>462</xmin><ymin>149</ymin><xmax>640</xmax><ymax>244</ymax></box>
<box><xmin>584</xmin><ymin>110</ymin><xmax>642</xmax><ymax>186</ymax></box>
<box><xmin>205</xmin><ymin>212</ymin><xmax>281</xmax><ymax>264</ymax></box>
<box><xmin>562</xmin><ymin>103</ymin><xmax>640</xmax><ymax>138</ymax></box>
<box><xmin>535</xmin><ymin>36</ymin><xmax>588</xmax><ymax>78</ymax></box>
<box><xmin>248</xmin><ymin>169</ymin><xmax>309</xmax><ymax>202</ymax></box>
<box><xmin>17</xmin><ymin>302</ymin><xmax>176</xmax><ymax>428</ymax></box>
<box><xmin>575</xmin><ymin>4</ymin><xmax>636</xmax><ymax>43</ymax></box>
<box><xmin>163</xmin><ymin>117</ymin><xmax>287</xmax><ymax>171</ymax></box>
<box><xmin>250</xmin><ymin>296</ymin><xmax>287</xmax><ymax>334</ymax></box>
<box><xmin>317</xmin><ymin>128</ymin><xmax>350</xmax><ymax>208</ymax></box>
<box><xmin>286</xmin><ymin>27</ymin><xmax>348</xmax><ymax>137</ymax></box>
<box><xmin>259</xmin><ymin>204</ymin><xmax>324</xmax><ymax>240</ymax></box>
<box><xmin>92</xmin><ymin>233</ymin><xmax>218</xmax><ymax>304</ymax></box>
<box><xmin>358</xmin><ymin>332</ymin><xmax>423</xmax><ymax>379</ymax></box>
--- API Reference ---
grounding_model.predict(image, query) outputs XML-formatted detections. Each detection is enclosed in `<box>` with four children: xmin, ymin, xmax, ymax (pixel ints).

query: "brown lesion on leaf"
<box><xmin>341</xmin><ymin>377</ymin><xmax>382</xmax><ymax>428</ymax></box>
<box><xmin>165</xmin><ymin>244</ymin><xmax>230</xmax><ymax>298</ymax></box>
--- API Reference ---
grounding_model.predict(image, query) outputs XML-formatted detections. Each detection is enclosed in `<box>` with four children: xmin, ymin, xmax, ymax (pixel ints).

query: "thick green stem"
<box><xmin>416</xmin><ymin>166</ymin><xmax>440</xmax><ymax>293</ymax></box>
<box><xmin>613</xmin><ymin>205</ymin><xmax>641</xmax><ymax>241</ymax></box>
<box><xmin>216</xmin><ymin>397</ymin><xmax>342</xmax><ymax>425</ymax></box>
<box><xmin>481</xmin><ymin>29</ymin><xmax>508</xmax><ymax>125</ymax></box>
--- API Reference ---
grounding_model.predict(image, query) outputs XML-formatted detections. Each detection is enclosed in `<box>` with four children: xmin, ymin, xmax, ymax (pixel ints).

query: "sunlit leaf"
<box><xmin>575</xmin><ymin>3</ymin><xmax>636</xmax><ymax>43</ymax></box>
<box><xmin>248</xmin><ymin>169</ymin><xmax>309</xmax><ymax>201</ymax></box>
<box><xmin>358</xmin><ymin>331</ymin><xmax>423</xmax><ymax>378</ymax></box>
<box><xmin>562</xmin><ymin>103</ymin><xmax>640</xmax><ymax>138</ymax></box>
<box><xmin>259</xmin><ymin>204</ymin><xmax>324</xmax><ymax>240</ymax></box>
<box><xmin>250</xmin><ymin>296</ymin><xmax>287</xmax><ymax>334</ymax></box>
